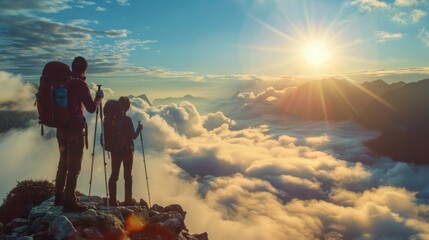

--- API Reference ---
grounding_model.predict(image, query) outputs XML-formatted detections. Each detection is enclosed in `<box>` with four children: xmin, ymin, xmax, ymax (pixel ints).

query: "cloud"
<box><xmin>394</xmin><ymin>0</ymin><xmax>419</xmax><ymax>6</ymax></box>
<box><xmin>95</xmin><ymin>6</ymin><xmax>106</xmax><ymax>12</ymax></box>
<box><xmin>411</xmin><ymin>9</ymin><xmax>427</xmax><ymax>22</ymax></box>
<box><xmin>0</xmin><ymin>0</ymin><xmax>71</xmax><ymax>14</ymax></box>
<box><xmin>391</xmin><ymin>9</ymin><xmax>427</xmax><ymax>24</ymax></box>
<box><xmin>202</xmin><ymin>112</ymin><xmax>236</xmax><ymax>131</ymax></box>
<box><xmin>418</xmin><ymin>28</ymin><xmax>429</xmax><ymax>47</ymax></box>
<box><xmin>0</xmin><ymin>0</ymin><xmax>177</xmax><ymax>77</ymax></box>
<box><xmin>2</xmin><ymin>75</ymin><xmax>429</xmax><ymax>239</ymax></box>
<box><xmin>375</xmin><ymin>31</ymin><xmax>403</xmax><ymax>42</ymax></box>
<box><xmin>76</xmin><ymin>0</ymin><xmax>96</xmax><ymax>7</ymax></box>
<box><xmin>117</xmin><ymin>0</ymin><xmax>130</xmax><ymax>6</ymax></box>
<box><xmin>351</xmin><ymin>0</ymin><xmax>390</xmax><ymax>11</ymax></box>
<box><xmin>0</xmin><ymin>72</ymin><xmax>37</xmax><ymax>111</ymax></box>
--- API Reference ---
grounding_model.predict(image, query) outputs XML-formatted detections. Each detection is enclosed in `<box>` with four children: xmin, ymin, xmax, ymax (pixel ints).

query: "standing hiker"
<box><xmin>105</xmin><ymin>96</ymin><xmax>142</xmax><ymax>206</ymax></box>
<box><xmin>54</xmin><ymin>56</ymin><xmax>104</xmax><ymax>212</ymax></box>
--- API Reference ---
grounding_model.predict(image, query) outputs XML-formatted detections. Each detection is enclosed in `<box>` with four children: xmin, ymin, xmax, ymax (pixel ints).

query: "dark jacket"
<box><xmin>68</xmin><ymin>76</ymin><xmax>101</xmax><ymax>129</ymax></box>
<box><xmin>117</xmin><ymin>116</ymin><xmax>140</xmax><ymax>156</ymax></box>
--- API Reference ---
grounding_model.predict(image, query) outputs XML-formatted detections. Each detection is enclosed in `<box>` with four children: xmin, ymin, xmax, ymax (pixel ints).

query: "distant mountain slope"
<box><xmin>274</xmin><ymin>78</ymin><xmax>429</xmax><ymax>164</ymax></box>
<box><xmin>127</xmin><ymin>94</ymin><xmax>152</xmax><ymax>106</ymax></box>
<box><xmin>153</xmin><ymin>95</ymin><xmax>211</xmax><ymax>108</ymax></box>
<box><xmin>361</xmin><ymin>79</ymin><xmax>405</xmax><ymax>96</ymax></box>
<box><xmin>0</xmin><ymin>111</ymin><xmax>38</xmax><ymax>133</ymax></box>
<box><xmin>359</xmin><ymin>79</ymin><xmax>429</xmax><ymax>164</ymax></box>
<box><xmin>279</xmin><ymin>78</ymin><xmax>372</xmax><ymax>121</ymax></box>
<box><xmin>358</xmin><ymin>79</ymin><xmax>429</xmax><ymax>130</ymax></box>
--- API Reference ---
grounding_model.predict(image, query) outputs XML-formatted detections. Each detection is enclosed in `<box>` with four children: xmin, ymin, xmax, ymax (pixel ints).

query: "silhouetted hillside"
<box><xmin>0</xmin><ymin>111</ymin><xmax>38</xmax><ymax>133</ymax></box>
<box><xmin>361</xmin><ymin>79</ymin><xmax>405</xmax><ymax>96</ymax></box>
<box><xmin>360</xmin><ymin>79</ymin><xmax>429</xmax><ymax>164</ymax></box>
<box><xmin>358</xmin><ymin>79</ymin><xmax>429</xmax><ymax>130</ymax></box>
<box><xmin>279</xmin><ymin>78</ymin><xmax>371</xmax><ymax>121</ymax></box>
<box><xmin>365</xmin><ymin>128</ymin><xmax>429</xmax><ymax>165</ymax></box>
<box><xmin>153</xmin><ymin>95</ymin><xmax>211</xmax><ymax>109</ymax></box>
<box><xmin>127</xmin><ymin>94</ymin><xmax>152</xmax><ymax>106</ymax></box>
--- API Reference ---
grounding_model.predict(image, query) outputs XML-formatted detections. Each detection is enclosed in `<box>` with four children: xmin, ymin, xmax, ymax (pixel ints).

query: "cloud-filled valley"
<box><xmin>1</xmin><ymin>72</ymin><xmax>429</xmax><ymax>239</ymax></box>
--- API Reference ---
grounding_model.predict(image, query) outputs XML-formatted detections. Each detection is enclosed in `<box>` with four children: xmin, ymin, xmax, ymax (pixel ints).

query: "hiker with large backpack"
<box><xmin>103</xmin><ymin>96</ymin><xmax>142</xmax><ymax>206</ymax></box>
<box><xmin>38</xmin><ymin>56</ymin><xmax>104</xmax><ymax>213</ymax></box>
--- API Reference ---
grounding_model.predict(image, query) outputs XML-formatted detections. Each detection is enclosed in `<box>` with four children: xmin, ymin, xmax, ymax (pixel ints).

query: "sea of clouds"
<box><xmin>1</xmin><ymin>71</ymin><xmax>429</xmax><ymax>240</ymax></box>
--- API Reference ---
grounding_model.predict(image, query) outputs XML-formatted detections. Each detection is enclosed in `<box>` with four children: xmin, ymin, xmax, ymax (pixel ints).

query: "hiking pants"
<box><xmin>109</xmin><ymin>152</ymin><xmax>133</xmax><ymax>202</ymax></box>
<box><xmin>55</xmin><ymin>128</ymin><xmax>85</xmax><ymax>205</ymax></box>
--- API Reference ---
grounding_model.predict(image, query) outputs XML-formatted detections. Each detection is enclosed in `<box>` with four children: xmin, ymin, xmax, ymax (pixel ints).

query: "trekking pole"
<box><xmin>139</xmin><ymin>121</ymin><xmax>152</xmax><ymax>207</ymax></box>
<box><xmin>89</xmin><ymin>100</ymin><xmax>100</xmax><ymax>196</ymax></box>
<box><xmin>98</xmin><ymin>85</ymin><xmax>110</xmax><ymax>211</ymax></box>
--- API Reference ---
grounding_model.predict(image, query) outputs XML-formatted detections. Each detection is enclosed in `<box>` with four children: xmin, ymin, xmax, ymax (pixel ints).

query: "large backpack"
<box><xmin>102</xmin><ymin>100</ymin><xmax>128</xmax><ymax>152</ymax></box>
<box><xmin>36</xmin><ymin>62</ymin><xmax>73</xmax><ymax>130</ymax></box>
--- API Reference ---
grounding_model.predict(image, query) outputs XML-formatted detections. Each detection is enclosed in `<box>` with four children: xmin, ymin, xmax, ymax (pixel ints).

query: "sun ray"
<box><xmin>235</xmin><ymin>44</ymin><xmax>299</xmax><ymax>53</ymax></box>
<box><xmin>250</xmin><ymin>58</ymin><xmax>298</xmax><ymax>74</ymax></box>
<box><xmin>248</xmin><ymin>14</ymin><xmax>300</xmax><ymax>45</ymax></box>
<box><xmin>315</xmin><ymin>79</ymin><xmax>330</xmax><ymax>121</ymax></box>
<box><xmin>335</xmin><ymin>74</ymin><xmax>400</xmax><ymax>113</ymax></box>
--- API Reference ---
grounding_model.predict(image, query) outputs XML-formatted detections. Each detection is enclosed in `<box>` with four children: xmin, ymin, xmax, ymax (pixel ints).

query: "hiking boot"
<box><xmin>54</xmin><ymin>194</ymin><xmax>64</xmax><ymax>206</ymax></box>
<box><xmin>109</xmin><ymin>199</ymin><xmax>119</xmax><ymax>207</ymax></box>
<box><xmin>122</xmin><ymin>198</ymin><xmax>137</xmax><ymax>206</ymax></box>
<box><xmin>63</xmin><ymin>202</ymin><xmax>88</xmax><ymax>213</ymax></box>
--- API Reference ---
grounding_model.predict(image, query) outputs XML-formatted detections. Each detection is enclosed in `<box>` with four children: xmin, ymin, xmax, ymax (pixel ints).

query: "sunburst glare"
<box><xmin>303</xmin><ymin>41</ymin><xmax>331</xmax><ymax>66</ymax></box>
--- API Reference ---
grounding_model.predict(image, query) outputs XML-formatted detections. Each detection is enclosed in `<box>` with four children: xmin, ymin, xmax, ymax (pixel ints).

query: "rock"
<box><xmin>177</xmin><ymin>230</ymin><xmax>198</xmax><ymax>240</ymax></box>
<box><xmin>163</xmin><ymin>204</ymin><xmax>186</xmax><ymax>219</ymax></box>
<box><xmin>17</xmin><ymin>236</ymin><xmax>33</xmax><ymax>240</ymax></box>
<box><xmin>40</xmin><ymin>207</ymin><xmax>63</xmax><ymax>225</ymax></box>
<box><xmin>138</xmin><ymin>199</ymin><xmax>149</xmax><ymax>210</ymax></box>
<box><xmin>48</xmin><ymin>215</ymin><xmax>76</xmax><ymax>240</ymax></box>
<box><xmin>2</xmin><ymin>193</ymin><xmax>207</xmax><ymax>240</ymax></box>
<box><xmin>148</xmin><ymin>210</ymin><xmax>159</xmax><ymax>218</ymax></box>
<box><xmin>6</xmin><ymin>218</ymin><xmax>29</xmax><ymax>230</ymax></box>
<box><xmin>30</xmin><ymin>216</ymin><xmax>46</xmax><ymax>232</ymax></box>
<box><xmin>107</xmin><ymin>208</ymin><xmax>125</xmax><ymax>223</ymax></box>
<box><xmin>96</xmin><ymin>212</ymin><xmax>125</xmax><ymax>239</ymax></box>
<box><xmin>12</xmin><ymin>224</ymin><xmax>28</xmax><ymax>234</ymax></box>
<box><xmin>149</xmin><ymin>211</ymin><xmax>186</xmax><ymax>234</ymax></box>
<box><xmin>193</xmin><ymin>232</ymin><xmax>209</xmax><ymax>240</ymax></box>
<box><xmin>28</xmin><ymin>200</ymin><xmax>52</xmax><ymax>221</ymax></box>
<box><xmin>32</xmin><ymin>230</ymin><xmax>50</xmax><ymax>240</ymax></box>
<box><xmin>82</xmin><ymin>227</ymin><xmax>103</xmax><ymax>239</ymax></box>
<box><xmin>118</xmin><ymin>206</ymin><xmax>134</xmax><ymax>219</ymax></box>
<box><xmin>151</xmin><ymin>204</ymin><xmax>165</xmax><ymax>212</ymax></box>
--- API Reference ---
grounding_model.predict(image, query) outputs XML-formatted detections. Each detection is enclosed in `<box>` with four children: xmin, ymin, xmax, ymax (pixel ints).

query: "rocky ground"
<box><xmin>0</xmin><ymin>195</ymin><xmax>208</xmax><ymax>240</ymax></box>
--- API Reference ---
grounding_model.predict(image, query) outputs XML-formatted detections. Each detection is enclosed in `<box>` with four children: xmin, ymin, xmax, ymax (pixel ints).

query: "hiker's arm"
<box><xmin>80</xmin><ymin>82</ymin><xmax>100</xmax><ymax>113</ymax></box>
<box><xmin>131</xmin><ymin>118</ymin><xmax>141</xmax><ymax>139</ymax></box>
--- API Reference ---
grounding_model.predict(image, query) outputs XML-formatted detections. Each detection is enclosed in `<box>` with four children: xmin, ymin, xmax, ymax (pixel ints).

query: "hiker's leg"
<box><xmin>63</xmin><ymin>131</ymin><xmax>84</xmax><ymax>204</ymax></box>
<box><xmin>54</xmin><ymin>129</ymin><xmax>67</xmax><ymax>204</ymax></box>
<box><xmin>109</xmin><ymin>152</ymin><xmax>121</xmax><ymax>204</ymax></box>
<box><xmin>124</xmin><ymin>155</ymin><xmax>133</xmax><ymax>203</ymax></box>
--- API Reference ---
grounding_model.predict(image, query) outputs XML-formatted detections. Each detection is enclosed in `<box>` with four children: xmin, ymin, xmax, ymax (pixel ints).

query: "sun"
<box><xmin>303</xmin><ymin>41</ymin><xmax>331</xmax><ymax>66</ymax></box>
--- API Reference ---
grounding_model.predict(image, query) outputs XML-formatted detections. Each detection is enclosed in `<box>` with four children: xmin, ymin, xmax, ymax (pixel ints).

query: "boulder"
<box><xmin>148</xmin><ymin>211</ymin><xmax>186</xmax><ymax>234</ymax></box>
<box><xmin>48</xmin><ymin>215</ymin><xmax>76</xmax><ymax>240</ymax></box>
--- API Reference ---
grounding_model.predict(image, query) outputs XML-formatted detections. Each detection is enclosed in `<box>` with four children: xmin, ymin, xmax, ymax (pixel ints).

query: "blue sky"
<box><xmin>1</xmin><ymin>0</ymin><xmax>429</xmax><ymax>98</ymax></box>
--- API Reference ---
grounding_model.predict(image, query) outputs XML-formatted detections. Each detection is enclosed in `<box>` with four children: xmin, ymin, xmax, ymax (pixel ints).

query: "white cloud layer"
<box><xmin>1</xmin><ymin>73</ymin><xmax>429</xmax><ymax>239</ymax></box>
<box><xmin>0</xmin><ymin>71</ymin><xmax>37</xmax><ymax>111</ymax></box>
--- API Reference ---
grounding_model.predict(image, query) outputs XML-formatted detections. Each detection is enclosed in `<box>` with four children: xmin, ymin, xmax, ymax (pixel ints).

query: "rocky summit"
<box><xmin>0</xmin><ymin>195</ymin><xmax>208</xmax><ymax>240</ymax></box>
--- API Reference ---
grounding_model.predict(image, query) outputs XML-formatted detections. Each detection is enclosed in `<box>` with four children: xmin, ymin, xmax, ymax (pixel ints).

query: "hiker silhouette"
<box><xmin>52</xmin><ymin>56</ymin><xmax>104</xmax><ymax>212</ymax></box>
<box><xmin>103</xmin><ymin>96</ymin><xmax>142</xmax><ymax>206</ymax></box>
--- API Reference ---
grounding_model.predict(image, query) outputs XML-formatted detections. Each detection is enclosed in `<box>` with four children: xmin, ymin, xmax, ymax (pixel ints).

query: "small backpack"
<box><xmin>102</xmin><ymin>100</ymin><xmax>128</xmax><ymax>152</ymax></box>
<box><xmin>36</xmin><ymin>62</ymin><xmax>73</xmax><ymax>131</ymax></box>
